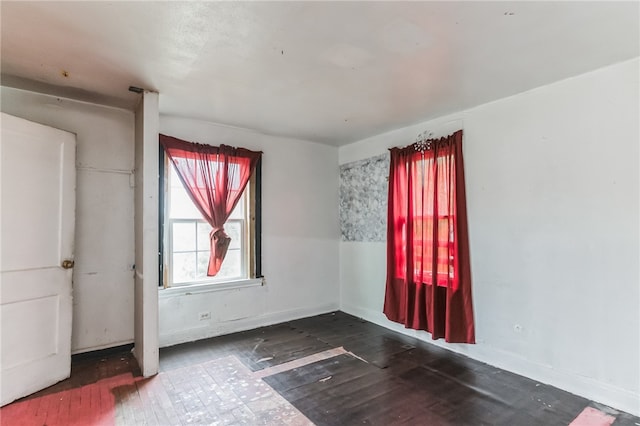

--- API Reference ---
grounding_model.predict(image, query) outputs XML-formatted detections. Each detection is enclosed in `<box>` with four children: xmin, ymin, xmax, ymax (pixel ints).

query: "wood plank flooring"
<box><xmin>2</xmin><ymin>311</ymin><xmax>638</xmax><ymax>425</ymax></box>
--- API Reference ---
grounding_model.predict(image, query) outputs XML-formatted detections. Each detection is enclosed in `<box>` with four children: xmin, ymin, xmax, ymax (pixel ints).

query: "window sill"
<box><xmin>159</xmin><ymin>277</ymin><xmax>264</xmax><ymax>298</ymax></box>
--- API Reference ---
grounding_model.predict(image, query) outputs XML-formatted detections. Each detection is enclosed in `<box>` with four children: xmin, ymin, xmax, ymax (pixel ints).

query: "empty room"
<box><xmin>0</xmin><ymin>1</ymin><xmax>638</xmax><ymax>425</ymax></box>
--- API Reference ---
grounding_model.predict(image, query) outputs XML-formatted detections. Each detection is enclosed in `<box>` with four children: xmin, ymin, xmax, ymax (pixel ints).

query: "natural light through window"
<box><xmin>167</xmin><ymin>165</ymin><xmax>248</xmax><ymax>286</ymax></box>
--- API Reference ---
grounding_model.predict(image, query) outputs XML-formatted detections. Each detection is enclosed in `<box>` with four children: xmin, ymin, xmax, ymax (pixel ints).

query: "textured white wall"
<box><xmin>158</xmin><ymin>116</ymin><xmax>340</xmax><ymax>346</ymax></box>
<box><xmin>133</xmin><ymin>91</ymin><xmax>159</xmax><ymax>376</ymax></box>
<box><xmin>1</xmin><ymin>87</ymin><xmax>136</xmax><ymax>353</ymax></box>
<box><xmin>339</xmin><ymin>58</ymin><xmax>640</xmax><ymax>416</ymax></box>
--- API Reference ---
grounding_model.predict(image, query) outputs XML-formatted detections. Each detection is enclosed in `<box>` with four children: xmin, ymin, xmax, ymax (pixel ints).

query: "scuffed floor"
<box><xmin>2</xmin><ymin>312</ymin><xmax>638</xmax><ymax>425</ymax></box>
<box><xmin>0</xmin><ymin>355</ymin><xmax>313</xmax><ymax>425</ymax></box>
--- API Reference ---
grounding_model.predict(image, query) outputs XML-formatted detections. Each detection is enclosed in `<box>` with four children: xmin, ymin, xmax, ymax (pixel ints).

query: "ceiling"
<box><xmin>1</xmin><ymin>2</ymin><xmax>638</xmax><ymax>146</ymax></box>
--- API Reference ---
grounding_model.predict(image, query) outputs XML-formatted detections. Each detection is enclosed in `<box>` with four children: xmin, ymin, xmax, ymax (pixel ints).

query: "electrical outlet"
<box><xmin>198</xmin><ymin>311</ymin><xmax>211</xmax><ymax>321</ymax></box>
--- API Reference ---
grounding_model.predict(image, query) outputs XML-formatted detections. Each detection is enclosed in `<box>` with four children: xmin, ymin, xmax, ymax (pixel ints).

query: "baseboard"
<box><xmin>340</xmin><ymin>303</ymin><xmax>640</xmax><ymax>417</ymax></box>
<box><xmin>159</xmin><ymin>303</ymin><xmax>340</xmax><ymax>348</ymax></box>
<box><xmin>71</xmin><ymin>339</ymin><xmax>135</xmax><ymax>356</ymax></box>
<box><xmin>71</xmin><ymin>343</ymin><xmax>135</xmax><ymax>361</ymax></box>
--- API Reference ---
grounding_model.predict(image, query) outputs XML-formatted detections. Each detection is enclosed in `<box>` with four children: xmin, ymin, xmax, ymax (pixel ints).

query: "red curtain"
<box><xmin>160</xmin><ymin>134</ymin><xmax>262</xmax><ymax>276</ymax></box>
<box><xmin>384</xmin><ymin>130</ymin><xmax>475</xmax><ymax>343</ymax></box>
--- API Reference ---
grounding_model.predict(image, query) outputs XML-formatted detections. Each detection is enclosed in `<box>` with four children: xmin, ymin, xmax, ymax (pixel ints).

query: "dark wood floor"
<box><xmin>9</xmin><ymin>311</ymin><xmax>640</xmax><ymax>425</ymax></box>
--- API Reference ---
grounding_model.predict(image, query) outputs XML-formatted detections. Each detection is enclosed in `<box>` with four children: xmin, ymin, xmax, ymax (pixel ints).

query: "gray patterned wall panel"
<box><xmin>339</xmin><ymin>153</ymin><xmax>389</xmax><ymax>242</ymax></box>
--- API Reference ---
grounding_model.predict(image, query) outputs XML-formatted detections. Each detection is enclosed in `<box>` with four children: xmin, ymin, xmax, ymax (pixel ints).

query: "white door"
<box><xmin>0</xmin><ymin>113</ymin><xmax>76</xmax><ymax>406</ymax></box>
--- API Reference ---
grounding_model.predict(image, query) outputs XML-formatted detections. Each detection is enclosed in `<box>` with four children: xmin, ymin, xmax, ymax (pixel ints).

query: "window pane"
<box><xmin>170</xmin><ymin>190</ymin><xmax>203</xmax><ymax>219</ymax></box>
<box><xmin>225</xmin><ymin>221</ymin><xmax>242</xmax><ymax>250</ymax></box>
<box><xmin>197</xmin><ymin>222</ymin><xmax>212</xmax><ymax>251</ymax></box>
<box><xmin>172</xmin><ymin>222</ymin><xmax>196</xmax><ymax>252</ymax></box>
<box><xmin>169</xmin><ymin>166</ymin><xmax>204</xmax><ymax>219</ymax></box>
<box><xmin>216</xmin><ymin>249</ymin><xmax>242</xmax><ymax>279</ymax></box>
<box><xmin>173</xmin><ymin>252</ymin><xmax>196</xmax><ymax>283</ymax></box>
<box><xmin>169</xmin><ymin>164</ymin><xmax>184</xmax><ymax>189</ymax></box>
<box><xmin>228</xmin><ymin>192</ymin><xmax>245</xmax><ymax>220</ymax></box>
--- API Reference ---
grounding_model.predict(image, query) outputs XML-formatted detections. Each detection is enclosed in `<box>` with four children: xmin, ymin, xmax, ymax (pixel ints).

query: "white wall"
<box><xmin>158</xmin><ymin>116</ymin><xmax>340</xmax><ymax>346</ymax></box>
<box><xmin>1</xmin><ymin>87</ymin><xmax>136</xmax><ymax>353</ymax></box>
<box><xmin>133</xmin><ymin>91</ymin><xmax>160</xmax><ymax>376</ymax></box>
<box><xmin>339</xmin><ymin>58</ymin><xmax>640</xmax><ymax>416</ymax></box>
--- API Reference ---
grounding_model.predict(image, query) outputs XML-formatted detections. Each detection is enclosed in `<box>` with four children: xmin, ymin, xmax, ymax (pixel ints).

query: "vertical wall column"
<box><xmin>134</xmin><ymin>91</ymin><xmax>159</xmax><ymax>377</ymax></box>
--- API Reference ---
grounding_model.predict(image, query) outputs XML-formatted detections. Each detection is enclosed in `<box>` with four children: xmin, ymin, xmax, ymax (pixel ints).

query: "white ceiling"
<box><xmin>1</xmin><ymin>1</ymin><xmax>638</xmax><ymax>146</ymax></box>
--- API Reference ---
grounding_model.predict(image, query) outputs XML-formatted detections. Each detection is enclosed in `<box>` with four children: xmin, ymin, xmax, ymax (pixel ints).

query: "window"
<box><xmin>400</xmin><ymin>155</ymin><xmax>457</xmax><ymax>287</ymax></box>
<box><xmin>383</xmin><ymin>130</ymin><xmax>475</xmax><ymax>343</ymax></box>
<box><xmin>158</xmin><ymin>135</ymin><xmax>262</xmax><ymax>290</ymax></box>
<box><xmin>390</xmin><ymin>154</ymin><xmax>458</xmax><ymax>289</ymax></box>
<box><xmin>406</xmin><ymin>215</ymin><xmax>455</xmax><ymax>284</ymax></box>
<box><xmin>166</xmin><ymin>165</ymin><xmax>250</xmax><ymax>285</ymax></box>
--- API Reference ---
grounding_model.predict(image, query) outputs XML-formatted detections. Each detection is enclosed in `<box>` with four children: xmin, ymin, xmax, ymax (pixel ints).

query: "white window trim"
<box><xmin>163</xmin><ymin>159</ymin><xmax>257</xmax><ymax>289</ymax></box>
<box><xmin>159</xmin><ymin>277</ymin><xmax>264</xmax><ymax>298</ymax></box>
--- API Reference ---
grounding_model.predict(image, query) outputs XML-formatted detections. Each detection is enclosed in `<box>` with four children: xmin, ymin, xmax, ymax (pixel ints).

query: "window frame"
<box><xmin>158</xmin><ymin>149</ymin><xmax>262</xmax><ymax>292</ymax></box>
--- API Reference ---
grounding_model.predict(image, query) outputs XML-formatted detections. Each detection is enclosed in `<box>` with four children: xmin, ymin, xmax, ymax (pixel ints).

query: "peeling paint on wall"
<box><xmin>339</xmin><ymin>153</ymin><xmax>389</xmax><ymax>242</ymax></box>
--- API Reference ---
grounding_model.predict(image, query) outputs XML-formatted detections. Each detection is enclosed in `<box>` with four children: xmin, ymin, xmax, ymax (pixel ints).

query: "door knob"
<box><xmin>61</xmin><ymin>259</ymin><xmax>75</xmax><ymax>269</ymax></box>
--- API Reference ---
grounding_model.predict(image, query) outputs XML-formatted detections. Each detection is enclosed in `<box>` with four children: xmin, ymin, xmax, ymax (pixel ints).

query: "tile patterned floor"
<box><xmin>1</xmin><ymin>355</ymin><xmax>314</xmax><ymax>426</ymax></box>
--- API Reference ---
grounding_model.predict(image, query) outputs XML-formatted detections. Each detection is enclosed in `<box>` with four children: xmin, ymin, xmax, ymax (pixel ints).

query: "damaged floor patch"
<box><xmin>569</xmin><ymin>407</ymin><xmax>616</xmax><ymax>426</ymax></box>
<box><xmin>254</xmin><ymin>347</ymin><xmax>349</xmax><ymax>379</ymax></box>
